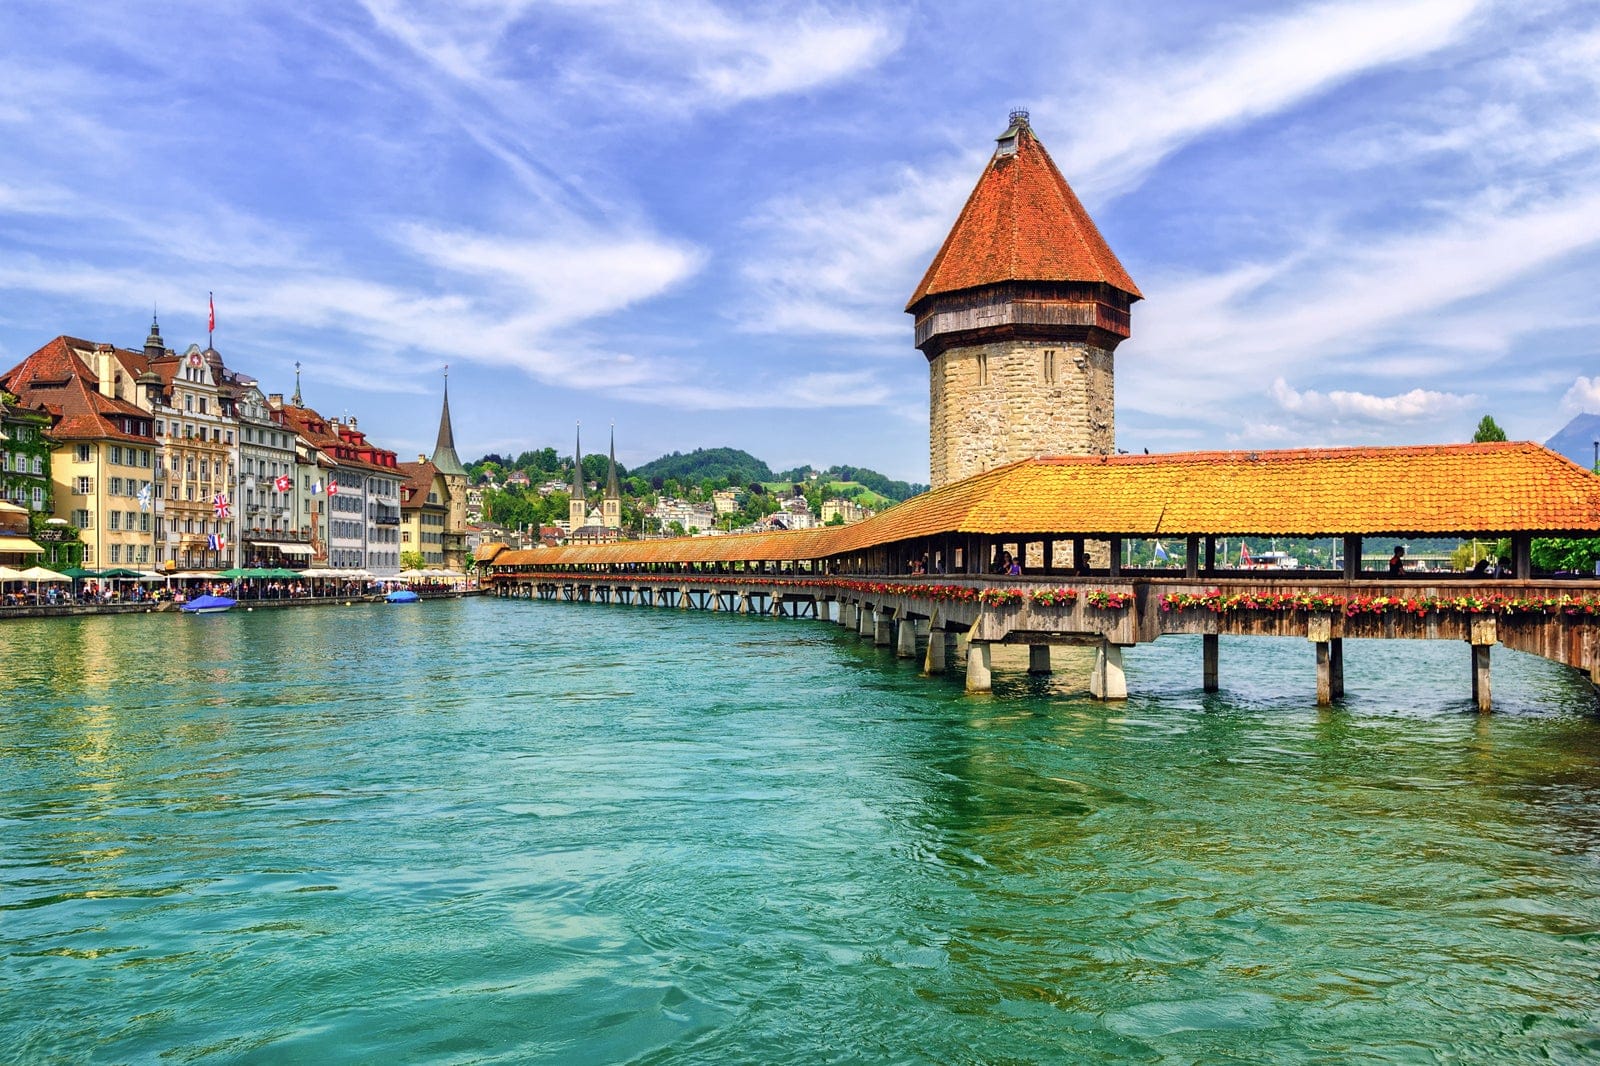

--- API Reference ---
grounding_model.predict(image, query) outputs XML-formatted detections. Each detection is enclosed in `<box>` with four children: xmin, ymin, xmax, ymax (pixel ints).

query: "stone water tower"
<box><xmin>908</xmin><ymin>111</ymin><xmax>1142</xmax><ymax>489</ymax></box>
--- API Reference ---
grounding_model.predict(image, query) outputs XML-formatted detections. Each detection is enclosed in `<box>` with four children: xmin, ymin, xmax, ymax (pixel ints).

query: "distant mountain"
<box><xmin>631</xmin><ymin>447</ymin><xmax>774</xmax><ymax>486</ymax></box>
<box><xmin>1544</xmin><ymin>413</ymin><xmax>1600</xmax><ymax>470</ymax></box>
<box><xmin>778</xmin><ymin>464</ymin><xmax>928</xmax><ymax>503</ymax></box>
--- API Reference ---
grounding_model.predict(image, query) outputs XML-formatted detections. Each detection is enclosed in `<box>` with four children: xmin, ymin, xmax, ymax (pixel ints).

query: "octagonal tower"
<box><xmin>908</xmin><ymin>111</ymin><xmax>1141</xmax><ymax>489</ymax></box>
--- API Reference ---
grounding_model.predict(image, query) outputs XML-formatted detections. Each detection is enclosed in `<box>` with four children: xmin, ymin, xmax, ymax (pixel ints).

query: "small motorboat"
<box><xmin>181</xmin><ymin>594</ymin><xmax>237</xmax><ymax>614</ymax></box>
<box><xmin>385</xmin><ymin>590</ymin><xmax>421</xmax><ymax>604</ymax></box>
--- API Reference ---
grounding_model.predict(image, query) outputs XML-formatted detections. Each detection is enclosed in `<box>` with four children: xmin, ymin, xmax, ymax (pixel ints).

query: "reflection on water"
<box><xmin>3</xmin><ymin>600</ymin><xmax>1599</xmax><ymax>1062</ymax></box>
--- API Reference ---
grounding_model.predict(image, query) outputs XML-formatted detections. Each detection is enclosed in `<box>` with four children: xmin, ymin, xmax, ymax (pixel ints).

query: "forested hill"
<box><xmin>779</xmin><ymin>465</ymin><xmax>928</xmax><ymax>503</ymax></box>
<box><xmin>629</xmin><ymin>448</ymin><xmax>774</xmax><ymax>486</ymax></box>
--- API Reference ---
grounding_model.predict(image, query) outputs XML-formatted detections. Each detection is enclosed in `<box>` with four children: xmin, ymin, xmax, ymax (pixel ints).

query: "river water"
<box><xmin>4</xmin><ymin>597</ymin><xmax>1600</xmax><ymax>1063</ymax></box>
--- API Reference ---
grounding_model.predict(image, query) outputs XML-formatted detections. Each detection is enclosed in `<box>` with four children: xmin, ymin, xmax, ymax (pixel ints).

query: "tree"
<box><xmin>401</xmin><ymin>550</ymin><xmax>425</xmax><ymax>571</ymax></box>
<box><xmin>1472</xmin><ymin>415</ymin><xmax>1507</xmax><ymax>443</ymax></box>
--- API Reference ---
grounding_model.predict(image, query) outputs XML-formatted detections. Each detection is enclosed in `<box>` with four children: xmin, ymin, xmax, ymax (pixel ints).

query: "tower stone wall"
<box><xmin>929</xmin><ymin>339</ymin><xmax>1114</xmax><ymax>488</ymax></box>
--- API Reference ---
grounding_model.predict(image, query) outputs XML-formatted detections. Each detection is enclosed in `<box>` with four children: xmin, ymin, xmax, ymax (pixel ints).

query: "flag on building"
<box><xmin>1240</xmin><ymin>542</ymin><xmax>1253</xmax><ymax>568</ymax></box>
<box><xmin>207</xmin><ymin>533</ymin><xmax>226</xmax><ymax>551</ymax></box>
<box><xmin>208</xmin><ymin>292</ymin><xmax>215</xmax><ymax>333</ymax></box>
<box><xmin>1153</xmin><ymin>540</ymin><xmax>1169</xmax><ymax>562</ymax></box>
<box><xmin>327</xmin><ymin>480</ymin><xmax>338</xmax><ymax>496</ymax></box>
<box><xmin>212</xmin><ymin>492</ymin><xmax>231</xmax><ymax>518</ymax></box>
<box><xmin>274</xmin><ymin>475</ymin><xmax>292</xmax><ymax>492</ymax></box>
<box><xmin>311</xmin><ymin>480</ymin><xmax>322</xmax><ymax>495</ymax></box>
<box><xmin>137</xmin><ymin>483</ymin><xmax>152</xmax><ymax>512</ymax></box>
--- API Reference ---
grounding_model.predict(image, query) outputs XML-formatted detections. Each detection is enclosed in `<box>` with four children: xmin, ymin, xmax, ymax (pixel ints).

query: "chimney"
<box><xmin>418</xmin><ymin>453</ymin><xmax>427</xmax><ymax>464</ymax></box>
<box><xmin>267</xmin><ymin>393</ymin><xmax>283</xmax><ymax>408</ymax></box>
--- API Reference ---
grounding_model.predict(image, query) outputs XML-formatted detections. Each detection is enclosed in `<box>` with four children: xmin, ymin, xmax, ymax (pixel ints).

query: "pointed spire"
<box><xmin>144</xmin><ymin>311</ymin><xmax>164</xmax><ymax>360</ymax></box>
<box><xmin>571</xmin><ymin>422</ymin><xmax>585</xmax><ymax>501</ymax></box>
<box><xmin>430</xmin><ymin>364</ymin><xmax>468</xmax><ymax>477</ymax></box>
<box><xmin>606</xmin><ymin>423</ymin><xmax>621</xmax><ymax>499</ymax></box>
<box><xmin>292</xmin><ymin>361</ymin><xmax>303</xmax><ymax>406</ymax></box>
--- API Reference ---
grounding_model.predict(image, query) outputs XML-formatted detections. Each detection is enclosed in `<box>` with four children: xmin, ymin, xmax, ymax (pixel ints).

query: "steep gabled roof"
<box><xmin>0</xmin><ymin>336</ymin><xmax>154</xmax><ymax>443</ymax></box>
<box><xmin>907</xmin><ymin>117</ymin><xmax>1140</xmax><ymax>310</ymax></box>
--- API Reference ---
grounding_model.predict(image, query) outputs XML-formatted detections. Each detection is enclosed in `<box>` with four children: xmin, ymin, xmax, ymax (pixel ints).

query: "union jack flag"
<box><xmin>274</xmin><ymin>475</ymin><xmax>292</xmax><ymax>492</ymax></box>
<box><xmin>212</xmin><ymin>492</ymin><xmax>231</xmax><ymax>518</ymax></box>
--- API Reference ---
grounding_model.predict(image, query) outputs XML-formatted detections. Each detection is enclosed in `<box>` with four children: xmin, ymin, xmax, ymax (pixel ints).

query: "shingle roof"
<box><xmin>0</xmin><ymin>336</ymin><xmax>154</xmax><ymax>443</ymax></box>
<box><xmin>907</xmin><ymin>120</ymin><xmax>1141</xmax><ymax>310</ymax></box>
<box><xmin>490</xmin><ymin>443</ymin><xmax>1600</xmax><ymax>571</ymax></box>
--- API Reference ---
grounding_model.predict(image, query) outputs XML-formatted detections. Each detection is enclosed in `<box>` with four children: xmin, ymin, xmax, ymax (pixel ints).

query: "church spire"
<box><xmin>292</xmin><ymin>361</ymin><xmax>303</xmax><ymax>406</ymax></box>
<box><xmin>144</xmin><ymin>311</ymin><xmax>164</xmax><ymax>360</ymax></box>
<box><xmin>430</xmin><ymin>364</ymin><xmax>468</xmax><ymax>477</ymax></box>
<box><xmin>606</xmin><ymin>424</ymin><xmax>621</xmax><ymax>499</ymax></box>
<box><xmin>571</xmin><ymin>423</ymin><xmax>585</xmax><ymax>502</ymax></box>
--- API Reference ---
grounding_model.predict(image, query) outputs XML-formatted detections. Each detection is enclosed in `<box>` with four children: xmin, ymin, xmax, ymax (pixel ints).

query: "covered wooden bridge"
<box><xmin>482</xmin><ymin>442</ymin><xmax>1600</xmax><ymax>709</ymax></box>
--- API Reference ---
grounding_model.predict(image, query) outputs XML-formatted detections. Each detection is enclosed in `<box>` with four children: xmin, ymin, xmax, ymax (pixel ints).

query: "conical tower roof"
<box><xmin>907</xmin><ymin>112</ymin><xmax>1141</xmax><ymax>311</ymax></box>
<box><xmin>571</xmin><ymin>424</ymin><xmax>585</xmax><ymax>501</ymax></box>
<box><xmin>431</xmin><ymin>375</ymin><xmax>469</xmax><ymax>478</ymax></box>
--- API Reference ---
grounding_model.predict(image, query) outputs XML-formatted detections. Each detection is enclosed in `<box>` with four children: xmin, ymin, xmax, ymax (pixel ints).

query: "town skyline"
<box><xmin>3</xmin><ymin>0</ymin><xmax>1598</xmax><ymax>483</ymax></box>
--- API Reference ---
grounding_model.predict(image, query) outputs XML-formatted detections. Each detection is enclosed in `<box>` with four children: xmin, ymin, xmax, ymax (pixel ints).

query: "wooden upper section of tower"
<box><xmin>907</xmin><ymin>112</ymin><xmax>1141</xmax><ymax>357</ymax></box>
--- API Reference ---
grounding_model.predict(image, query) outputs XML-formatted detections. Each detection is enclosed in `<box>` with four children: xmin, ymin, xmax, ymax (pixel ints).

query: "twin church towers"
<box><xmin>910</xmin><ymin>110</ymin><xmax>1140</xmax><ymax>489</ymax></box>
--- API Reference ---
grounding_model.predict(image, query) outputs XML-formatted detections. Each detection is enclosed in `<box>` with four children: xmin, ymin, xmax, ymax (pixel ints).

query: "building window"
<box><xmin>109</xmin><ymin>477</ymin><xmax>124</xmax><ymax>496</ymax></box>
<box><xmin>109</xmin><ymin>544</ymin><xmax>120</xmax><ymax>563</ymax></box>
<box><xmin>76</xmin><ymin>444</ymin><xmax>90</xmax><ymax>462</ymax></box>
<box><xmin>155</xmin><ymin>420</ymin><xmax>164</xmax><ymax>436</ymax></box>
<box><xmin>74</xmin><ymin>476</ymin><xmax>92</xmax><ymax>494</ymax></box>
<box><xmin>977</xmin><ymin>353</ymin><xmax>989</xmax><ymax>386</ymax></box>
<box><xmin>1043</xmin><ymin>349</ymin><xmax>1056</xmax><ymax>384</ymax></box>
<box><xmin>185</xmin><ymin>394</ymin><xmax>193</xmax><ymax>412</ymax></box>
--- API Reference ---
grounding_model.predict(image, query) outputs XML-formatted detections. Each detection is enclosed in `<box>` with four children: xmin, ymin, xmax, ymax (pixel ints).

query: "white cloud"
<box><xmin>1270</xmin><ymin>377</ymin><xmax>1476</xmax><ymax>420</ymax></box>
<box><xmin>1561</xmin><ymin>376</ymin><xmax>1600</xmax><ymax>413</ymax></box>
<box><xmin>1055</xmin><ymin>0</ymin><xmax>1486</xmax><ymax>200</ymax></box>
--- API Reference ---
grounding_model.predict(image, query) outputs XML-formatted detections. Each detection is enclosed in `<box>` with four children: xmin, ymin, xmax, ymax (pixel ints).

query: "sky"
<box><xmin>2</xmin><ymin>0</ymin><xmax>1598</xmax><ymax>482</ymax></box>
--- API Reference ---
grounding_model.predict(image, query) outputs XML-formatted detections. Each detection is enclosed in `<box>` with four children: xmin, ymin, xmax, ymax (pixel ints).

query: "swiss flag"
<box><xmin>208</xmin><ymin>292</ymin><xmax>215</xmax><ymax>332</ymax></box>
<box><xmin>327</xmin><ymin>480</ymin><xmax>338</xmax><ymax>496</ymax></box>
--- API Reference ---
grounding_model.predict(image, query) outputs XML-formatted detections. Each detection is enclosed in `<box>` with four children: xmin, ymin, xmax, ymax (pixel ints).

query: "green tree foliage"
<box><xmin>401</xmin><ymin>550</ymin><xmax>426</xmax><ymax>571</ymax></box>
<box><xmin>1531</xmin><ymin>537</ymin><xmax>1600</xmax><ymax>573</ymax></box>
<box><xmin>630</xmin><ymin>448</ymin><xmax>774</xmax><ymax>486</ymax></box>
<box><xmin>1472</xmin><ymin>415</ymin><xmax>1507</xmax><ymax>443</ymax></box>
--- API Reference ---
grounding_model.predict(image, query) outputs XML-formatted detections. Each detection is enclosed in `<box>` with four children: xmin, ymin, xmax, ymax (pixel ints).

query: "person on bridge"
<box><xmin>1388</xmin><ymin>545</ymin><xmax>1406</xmax><ymax>574</ymax></box>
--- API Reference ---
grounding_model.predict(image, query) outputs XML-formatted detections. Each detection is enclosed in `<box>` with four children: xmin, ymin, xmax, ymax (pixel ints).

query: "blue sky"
<box><xmin>2</xmin><ymin>0</ymin><xmax>1598</xmax><ymax>482</ymax></box>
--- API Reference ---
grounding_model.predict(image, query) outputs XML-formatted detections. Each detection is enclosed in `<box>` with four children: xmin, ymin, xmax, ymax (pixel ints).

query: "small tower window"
<box><xmin>977</xmin><ymin>353</ymin><xmax>989</xmax><ymax>386</ymax></box>
<box><xmin>1043</xmin><ymin>350</ymin><xmax>1056</xmax><ymax>384</ymax></box>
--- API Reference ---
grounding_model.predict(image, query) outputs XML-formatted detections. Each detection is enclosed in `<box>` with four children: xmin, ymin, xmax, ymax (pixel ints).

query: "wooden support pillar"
<box><xmin>1203</xmin><ymin>633</ymin><xmax>1219</xmax><ymax>692</ymax></box>
<box><xmin>896</xmin><ymin>617</ymin><xmax>917</xmax><ymax>657</ymax></box>
<box><xmin>1185</xmin><ymin>535</ymin><xmax>1200</xmax><ymax>578</ymax></box>
<box><xmin>1090</xmin><ymin>640</ymin><xmax>1127</xmax><ymax>700</ymax></box>
<box><xmin>1309</xmin><ymin>615</ymin><xmax>1335</xmax><ymax>707</ymax></box>
<box><xmin>1028</xmin><ymin>645</ymin><xmax>1052</xmax><ymax>674</ymax></box>
<box><xmin>1108</xmin><ymin>537</ymin><xmax>1123</xmax><ymax>578</ymax></box>
<box><xmin>965</xmin><ymin>641</ymin><xmax>992</xmax><ymax>693</ymax></box>
<box><xmin>873</xmin><ymin>609</ymin><xmax>894</xmax><ymax>646</ymax></box>
<box><xmin>1330</xmin><ymin>638</ymin><xmax>1344</xmax><ymax>699</ymax></box>
<box><xmin>1343</xmin><ymin>535</ymin><xmax>1361</xmax><ymax>580</ymax></box>
<box><xmin>1471</xmin><ymin>616</ymin><xmax>1496</xmax><ymax>713</ymax></box>
<box><xmin>1512</xmin><ymin>535</ymin><xmax>1532</xmax><ymax>581</ymax></box>
<box><xmin>1073</xmin><ymin>536</ymin><xmax>1085</xmax><ymax>571</ymax></box>
<box><xmin>924</xmin><ymin>625</ymin><xmax>947</xmax><ymax>674</ymax></box>
<box><xmin>1204</xmin><ymin>536</ymin><xmax>1216</xmax><ymax>574</ymax></box>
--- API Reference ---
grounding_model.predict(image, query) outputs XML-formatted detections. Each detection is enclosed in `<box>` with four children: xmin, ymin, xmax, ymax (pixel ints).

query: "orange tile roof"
<box><xmin>0</xmin><ymin>336</ymin><xmax>155</xmax><ymax>443</ymax></box>
<box><xmin>907</xmin><ymin>121</ymin><xmax>1140</xmax><ymax>310</ymax></box>
<box><xmin>489</xmin><ymin>443</ymin><xmax>1600</xmax><ymax>571</ymax></box>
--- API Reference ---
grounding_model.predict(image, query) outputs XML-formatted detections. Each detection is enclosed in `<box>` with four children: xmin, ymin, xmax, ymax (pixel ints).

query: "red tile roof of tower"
<box><xmin>907</xmin><ymin>114</ymin><xmax>1141</xmax><ymax>310</ymax></box>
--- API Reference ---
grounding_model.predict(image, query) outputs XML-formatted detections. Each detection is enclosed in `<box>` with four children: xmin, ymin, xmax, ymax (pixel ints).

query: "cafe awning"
<box><xmin>276</xmin><ymin>543</ymin><xmax>313</xmax><ymax>556</ymax></box>
<box><xmin>0</xmin><ymin>538</ymin><xmax>46</xmax><ymax>556</ymax></box>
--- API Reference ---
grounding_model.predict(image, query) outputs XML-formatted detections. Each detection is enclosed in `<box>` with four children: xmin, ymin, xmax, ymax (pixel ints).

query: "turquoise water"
<box><xmin>4</xmin><ymin>597</ymin><xmax>1600</xmax><ymax>1063</ymax></box>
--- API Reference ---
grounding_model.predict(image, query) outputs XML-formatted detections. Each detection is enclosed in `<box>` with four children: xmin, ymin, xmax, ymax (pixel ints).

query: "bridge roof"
<box><xmin>490</xmin><ymin>442</ymin><xmax>1600</xmax><ymax>569</ymax></box>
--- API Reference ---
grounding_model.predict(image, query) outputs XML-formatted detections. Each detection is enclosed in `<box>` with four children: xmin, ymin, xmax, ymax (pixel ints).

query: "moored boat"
<box><xmin>181</xmin><ymin>594</ymin><xmax>237</xmax><ymax>614</ymax></box>
<box><xmin>385</xmin><ymin>590</ymin><xmax>420</xmax><ymax>604</ymax></box>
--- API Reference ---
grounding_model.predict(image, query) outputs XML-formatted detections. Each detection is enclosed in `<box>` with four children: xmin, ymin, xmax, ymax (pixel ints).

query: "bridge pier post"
<box><xmin>896</xmin><ymin>617</ymin><xmax>917</xmax><ymax>657</ymax></box>
<box><xmin>858</xmin><ymin>603</ymin><xmax>875</xmax><ymax>637</ymax></box>
<box><xmin>965</xmin><ymin>641</ymin><xmax>992</xmax><ymax>692</ymax></box>
<box><xmin>873</xmin><ymin>609</ymin><xmax>894</xmax><ymax>646</ymax></box>
<box><xmin>1471</xmin><ymin>616</ymin><xmax>1495</xmax><ymax>713</ymax></box>
<box><xmin>924</xmin><ymin>625</ymin><xmax>947</xmax><ymax>674</ymax></box>
<box><xmin>1028</xmin><ymin>645</ymin><xmax>1051</xmax><ymax>673</ymax></box>
<box><xmin>1090</xmin><ymin>640</ymin><xmax>1127</xmax><ymax>700</ymax></box>
<box><xmin>679</xmin><ymin>586</ymin><xmax>690</xmax><ymax>609</ymax></box>
<box><xmin>1330</xmin><ymin>638</ymin><xmax>1344</xmax><ymax>699</ymax></box>
<box><xmin>840</xmin><ymin>601</ymin><xmax>856</xmax><ymax>629</ymax></box>
<box><xmin>1203</xmin><ymin>633</ymin><xmax>1219</xmax><ymax>692</ymax></box>
<box><xmin>815</xmin><ymin>598</ymin><xmax>829</xmax><ymax>622</ymax></box>
<box><xmin>1309</xmin><ymin>617</ymin><xmax>1341</xmax><ymax>706</ymax></box>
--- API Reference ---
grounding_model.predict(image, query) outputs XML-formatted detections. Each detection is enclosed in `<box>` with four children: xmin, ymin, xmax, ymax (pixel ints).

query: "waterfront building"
<box><xmin>276</xmin><ymin>404</ymin><xmax>403</xmax><ymax>576</ymax></box>
<box><xmin>820</xmin><ymin>497</ymin><xmax>872</xmax><ymax>525</ymax></box>
<box><xmin>152</xmin><ymin>342</ymin><xmax>239</xmax><ymax>570</ymax></box>
<box><xmin>231</xmin><ymin>375</ymin><xmax>308</xmax><ymax>567</ymax></box>
<box><xmin>909</xmin><ymin>109</ymin><xmax>1141</xmax><ymax>489</ymax></box>
<box><xmin>427</xmin><ymin>377</ymin><xmax>471</xmax><ymax>572</ymax></box>
<box><xmin>398</xmin><ymin>457</ymin><xmax>450</xmax><ymax>568</ymax></box>
<box><xmin>1</xmin><ymin>388</ymin><xmax>54</xmax><ymax>516</ymax></box>
<box><xmin>1</xmin><ymin>335</ymin><xmax>161</xmax><ymax>570</ymax></box>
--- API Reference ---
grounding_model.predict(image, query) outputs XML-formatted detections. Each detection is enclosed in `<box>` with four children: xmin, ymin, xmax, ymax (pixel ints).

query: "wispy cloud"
<box><xmin>1055</xmin><ymin>0</ymin><xmax>1487</xmax><ymax>200</ymax></box>
<box><xmin>1562</xmin><ymin>376</ymin><xmax>1600</xmax><ymax>413</ymax></box>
